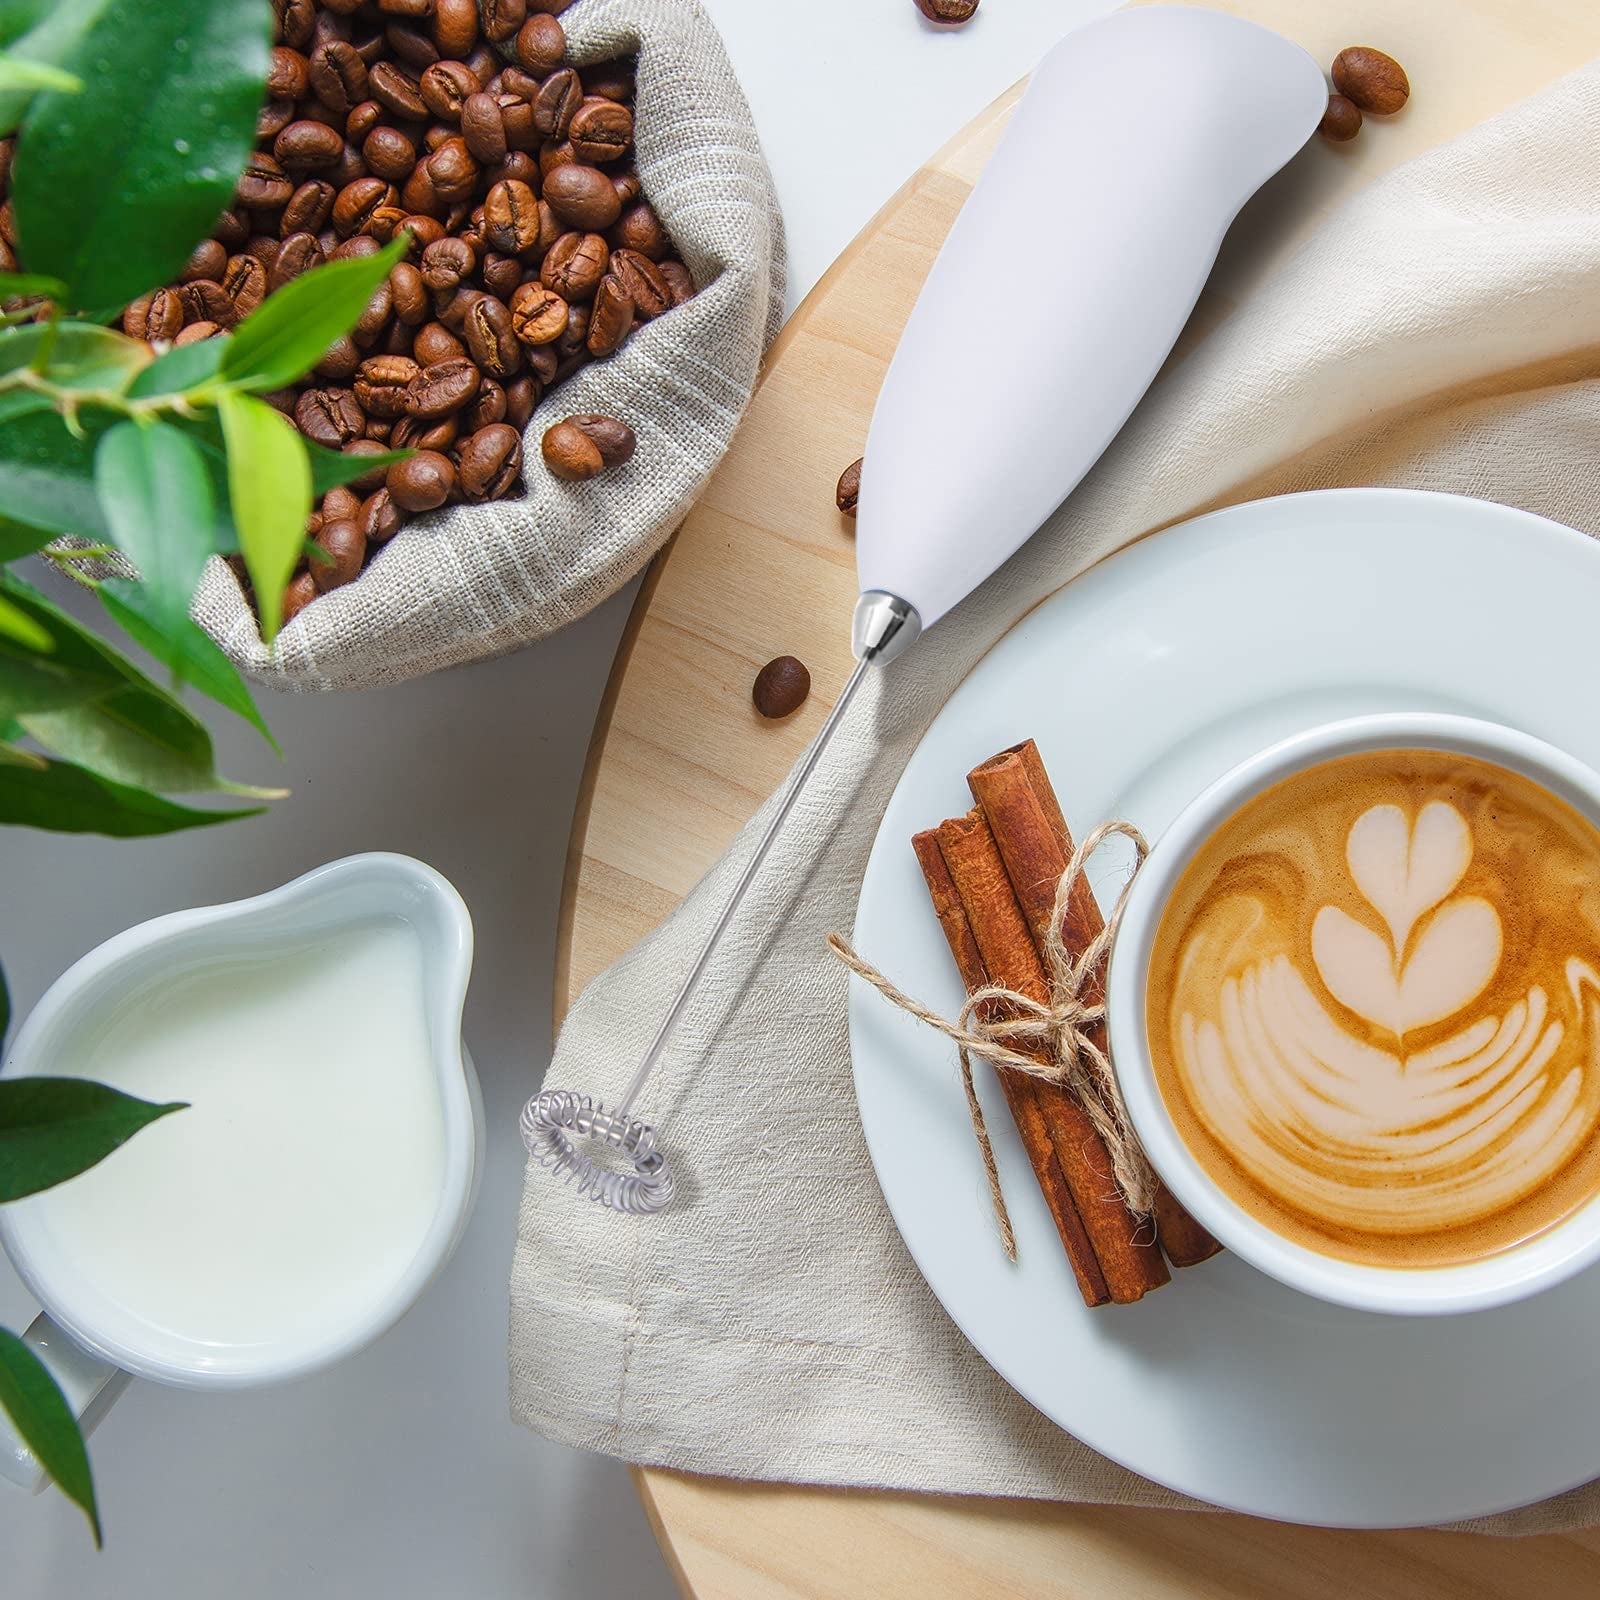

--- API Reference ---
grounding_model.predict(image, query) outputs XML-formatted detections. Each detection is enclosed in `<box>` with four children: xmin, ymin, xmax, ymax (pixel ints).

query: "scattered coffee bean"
<box><xmin>752</xmin><ymin>656</ymin><xmax>811</xmax><ymax>719</ymax></box>
<box><xmin>387</xmin><ymin>449</ymin><xmax>457</xmax><ymax>511</ymax></box>
<box><xmin>1331</xmin><ymin>47</ymin><xmax>1409</xmax><ymax>116</ymax></box>
<box><xmin>914</xmin><ymin>0</ymin><xmax>980</xmax><ymax>22</ymax></box>
<box><xmin>566</xmin><ymin>413</ymin><xmax>636</xmax><ymax>467</ymax></box>
<box><xmin>540</xmin><ymin>420</ymin><xmax>603</xmax><ymax>480</ymax></box>
<box><xmin>1319</xmin><ymin>93</ymin><xmax>1362</xmax><ymax>142</ymax></box>
<box><xmin>836</xmin><ymin>457</ymin><xmax>862</xmax><ymax>518</ymax></box>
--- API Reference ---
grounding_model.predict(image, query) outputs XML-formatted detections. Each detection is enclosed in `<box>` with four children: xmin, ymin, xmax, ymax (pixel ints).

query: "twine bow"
<box><xmin>829</xmin><ymin>819</ymin><xmax>1153</xmax><ymax>1259</ymax></box>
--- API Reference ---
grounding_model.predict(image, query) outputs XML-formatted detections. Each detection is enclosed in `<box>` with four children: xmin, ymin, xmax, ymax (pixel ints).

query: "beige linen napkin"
<box><xmin>511</xmin><ymin>60</ymin><xmax>1600</xmax><ymax>1533</ymax></box>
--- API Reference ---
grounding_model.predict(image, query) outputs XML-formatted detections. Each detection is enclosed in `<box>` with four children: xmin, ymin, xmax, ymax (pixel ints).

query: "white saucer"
<box><xmin>849</xmin><ymin>489</ymin><xmax>1600</xmax><ymax>1527</ymax></box>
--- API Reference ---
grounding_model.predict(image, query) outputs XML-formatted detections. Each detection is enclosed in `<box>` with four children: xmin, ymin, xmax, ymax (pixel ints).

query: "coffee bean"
<box><xmin>369</xmin><ymin>59</ymin><xmax>428</xmax><ymax>118</ymax></box>
<box><xmin>341</xmin><ymin>438</ymin><xmax>394</xmax><ymax>493</ymax></box>
<box><xmin>346</xmin><ymin>98</ymin><xmax>383</xmax><ymax>141</ymax></box>
<box><xmin>581</xmin><ymin>60</ymin><xmax>633</xmax><ymax>102</ymax></box>
<box><xmin>334</xmin><ymin>176</ymin><xmax>398</xmax><ymax>236</ymax></box>
<box><xmin>543</xmin><ymin>163</ymin><xmax>621</xmax><ymax>230</ymax></box>
<box><xmin>456</xmin><ymin>422</ymin><xmax>523</xmax><ymax>499</ymax></box>
<box><xmin>413</xmin><ymin>320</ymin><xmax>465</xmax><ymax>364</ymax></box>
<box><xmin>1332</xmin><ymin>46</ymin><xmax>1409</xmax><ymax>116</ymax></box>
<box><xmin>420</xmin><ymin>60</ymin><xmax>477</xmax><ymax>121</ymax></box>
<box><xmin>752</xmin><ymin>656</ymin><xmax>810</xmax><ymax>718</ymax></box>
<box><xmin>355</xmin><ymin>354</ymin><xmax>421</xmax><ymax>417</ymax></box>
<box><xmin>465</xmin><ymin>378</ymin><xmax>507</xmax><ymax>430</ymax></box>
<box><xmin>331</xmin><ymin>232</ymin><xmax>382</xmax><ymax>261</ymax></box>
<box><xmin>541</xmin><ymin>231</ymin><xmax>608</xmax><ymax>299</ymax></box>
<box><xmin>538</xmin><ymin>137</ymin><xmax>575</xmax><ymax>178</ymax></box>
<box><xmin>460</xmin><ymin>92</ymin><xmax>507</xmax><ymax>162</ymax></box>
<box><xmin>352</xmin><ymin>277</ymin><xmax>394</xmax><ymax>345</ymax></box>
<box><xmin>528</xmin><ymin>0</ymin><xmax>575</xmax><ymax>14</ymax></box>
<box><xmin>362</xmin><ymin>125</ymin><xmax>416</xmax><ymax>183</ymax></box>
<box><xmin>612</xmin><ymin>199</ymin><xmax>666</xmax><ymax>260</ymax></box>
<box><xmin>390</xmin><ymin>260</ymin><xmax>429</xmax><ymax>323</ymax></box>
<box><xmin>498</xmin><ymin>96</ymin><xmax>538</xmax><ymax>153</ymax></box>
<box><xmin>213</xmin><ymin>208</ymin><xmax>249</xmax><ymax>249</ymax></box>
<box><xmin>400</xmin><ymin>161</ymin><xmax>444</xmax><ymax>217</ymax></box>
<box><xmin>479</xmin><ymin>248</ymin><xmax>522</xmax><ymax>299</ymax></box>
<box><xmin>515</xmin><ymin>13</ymin><xmax>565</xmax><ymax>74</ymax></box>
<box><xmin>433</xmin><ymin>0</ymin><xmax>479</xmax><ymax>56</ymax></box>
<box><xmin>524</xmin><ymin>341</ymin><xmax>559</xmax><ymax>385</ymax></box>
<box><xmin>282</xmin><ymin>570</ymin><xmax>319</xmax><ymax>623</ymax></box>
<box><xmin>569</xmin><ymin>97</ymin><xmax>632</xmax><ymax>164</ymax></box>
<box><xmin>246</xmin><ymin>234</ymin><xmax>282</xmax><ymax>270</ymax></box>
<box><xmin>360</xmin><ymin>487</ymin><xmax>403</xmax><ymax>542</ymax></box>
<box><xmin>180</xmin><ymin>238</ymin><xmax>228</xmax><ymax>283</ymax></box>
<box><xmin>1319</xmin><ymin>93</ymin><xmax>1362</xmax><ymax>142</ymax></box>
<box><xmin>392</xmin><ymin>412</ymin><xmax>459</xmax><ymax>451</ymax></box>
<box><xmin>237</xmin><ymin>151</ymin><xmax>294</xmax><ymax>209</ymax></box>
<box><xmin>315</xmin><ymin>334</ymin><xmax>362</xmax><ymax>381</ymax></box>
<box><xmin>510</xmin><ymin>280</ymin><xmax>568</xmax><ymax>345</ymax></box>
<box><xmin>385</xmin><ymin>19</ymin><xmax>438</xmax><ymax>69</ymax></box>
<box><xmin>309</xmin><ymin>39</ymin><xmax>368</xmax><ymax>113</ymax></box>
<box><xmin>913</xmin><ymin>0</ymin><xmax>980</xmax><ymax>22</ymax></box>
<box><xmin>610</xmin><ymin>248</ymin><xmax>669</xmax><ymax>320</ymax></box>
<box><xmin>567</xmin><ymin>413</ymin><xmax>636</xmax><ymax>467</ymax></box>
<box><xmin>179</xmin><ymin>277</ymin><xmax>234</xmax><ymax>326</ymax></box>
<box><xmin>222</xmin><ymin>253</ymin><xmax>268</xmax><ymax>320</ymax></box>
<box><xmin>268</xmin><ymin>45</ymin><xmax>311</xmax><ymax>100</ymax></box>
<box><xmin>405</xmin><ymin>355</ymin><xmax>480</xmax><ymax>417</ymax></box>
<box><xmin>274</xmin><ymin>0</ymin><xmax>316</xmax><ymax>50</ymax></box>
<box><xmin>296</xmin><ymin>386</ymin><xmax>365</xmax><ymax>447</ymax></box>
<box><xmin>836</xmin><ymin>458</ymin><xmax>862</xmax><ymax>517</ymax></box>
<box><xmin>482</xmin><ymin>177</ymin><xmax>541</xmax><ymax>254</ymax></box>
<box><xmin>462</xmin><ymin>294</ymin><xmax>522</xmax><ymax>378</ymax></box>
<box><xmin>534</xmin><ymin>198</ymin><xmax>563</xmax><ymax>255</ymax></box>
<box><xmin>275</xmin><ymin>118</ymin><xmax>346</xmax><ymax>175</ymax></box>
<box><xmin>610</xmin><ymin>168</ymin><xmax>642</xmax><ymax>208</ymax></box>
<box><xmin>124</xmin><ymin>288</ymin><xmax>184</xmax><ymax>341</ymax></box>
<box><xmin>658</xmin><ymin>259</ymin><xmax>694</xmax><ymax>306</ymax></box>
<box><xmin>399</xmin><ymin>213</ymin><xmax>445</xmax><ymax>250</ymax></box>
<box><xmin>540</xmin><ymin>420</ymin><xmax>603</xmax><ymax>480</ymax></box>
<box><xmin>481</xmin><ymin>0</ymin><xmax>526</xmax><ymax>41</ymax></box>
<box><xmin>311</xmin><ymin>518</ymin><xmax>368</xmax><ymax>591</ymax></box>
<box><xmin>421</xmin><ymin>235</ymin><xmax>475</xmax><ymax>290</ymax></box>
<box><xmin>387</xmin><ymin>449</ymin><xmax>456</xmax><ymax>510</ymax></box>
<box><xmin>424</xmin><ymin>136</ymin><xmax>478</xmax><ymax>204</ymax></box>
<box><xmin>533</xmin><ymin>67</ymin><xmax>583</xmax><ymax>138</ymax></box>
<box><xmin>283</xmin><ymin>177</ymin><xmax>337</xmax><ymax>234</ymax></box>
<box><xmin>256</xmin><ymin>101</ymin><xmax>296</xmax><ymax>139</ymax></box>
<box><xmin>556</xmin><ymin>298</ymin><xmax>588</xmax><ymax>358</ymax></box>
<box><xmin>585</xmin><ymin>272</ymin><xmax>633</xmax><ymax>356</ymax></box>
<box><xmin>321</xmin><ymin>485</ymin><xmax>362</xmax><ymax>523</ymax></box>
<box><xmin>378</xmin><ymin>0</ymin><xmax>432</xmax><ymax>17</ymax></box>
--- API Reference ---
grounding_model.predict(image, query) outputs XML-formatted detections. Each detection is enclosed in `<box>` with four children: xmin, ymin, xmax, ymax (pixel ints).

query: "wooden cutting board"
<box><xmin>555</xmin><ymin>4</ymin><xmax>1600</xmax><ymax>1596</ymax></box>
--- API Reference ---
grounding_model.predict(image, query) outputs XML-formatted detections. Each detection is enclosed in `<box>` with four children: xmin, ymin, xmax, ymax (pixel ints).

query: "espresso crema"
<box><xmin>1145</xmin><ymin>750</ymin><xmax>1600</xmax><ymax>1267</ymax></box>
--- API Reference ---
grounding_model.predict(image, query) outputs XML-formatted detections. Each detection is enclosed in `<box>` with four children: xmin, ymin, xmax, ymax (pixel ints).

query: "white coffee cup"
<box><xmin>1108</xmin><ymin>712</ymin><xmax>1600</xmax><ymax>1316</ymax></box>
<box><xmin>0</xmin><ymin>854</ymin><xmax>483</xmax><ymax>1490</ymax></box>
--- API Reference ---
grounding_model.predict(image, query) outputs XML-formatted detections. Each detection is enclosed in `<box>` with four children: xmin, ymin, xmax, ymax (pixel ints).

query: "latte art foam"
<box><xmin>1146</xmin><ymin>750</ymin><xmax>1600</xmax><ymax>1268</ymax></box>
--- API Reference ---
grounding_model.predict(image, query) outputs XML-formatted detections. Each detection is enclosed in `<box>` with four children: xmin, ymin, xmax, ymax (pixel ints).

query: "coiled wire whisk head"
<box><xmin>519</xmin><ymin>1089</ymin><xmax>675</xmax><ymax>1214</ymax></box>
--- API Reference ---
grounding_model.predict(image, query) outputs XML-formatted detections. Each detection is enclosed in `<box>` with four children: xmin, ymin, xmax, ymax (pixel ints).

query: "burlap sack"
<box><xmin>195</xmin><ymin>0</ymin><xmax>784</xmax><ymax>692</ymax></box>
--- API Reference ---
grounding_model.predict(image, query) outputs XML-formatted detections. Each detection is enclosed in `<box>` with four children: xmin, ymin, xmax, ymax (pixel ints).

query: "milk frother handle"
<box><xmin>853</xmin><ymin>5</ymin><xmax>1326</xmax><ymax>638</ymax></box>
<box><xmin>0</xmin><ymin>1310</ymin><xmax>128</xmax><ymax>1494</ymax></box>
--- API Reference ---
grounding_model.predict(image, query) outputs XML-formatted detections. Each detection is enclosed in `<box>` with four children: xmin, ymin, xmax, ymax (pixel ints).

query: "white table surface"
<box><xmin>0</xmin><ymin>1</ymin><xmax>1109</xmax><ymax>1593</ymax></box>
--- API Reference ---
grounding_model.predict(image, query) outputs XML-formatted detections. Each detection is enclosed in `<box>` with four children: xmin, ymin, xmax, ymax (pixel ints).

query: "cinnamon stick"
<box><xmin>969</xmin><ymin>741</ymin><xmax>1222</xmax><ymax>1269</ymax></box>
<box><xmin>935</xmin><ymin>809</ymin><xmax>1167</xmax><ymax>1304</ymax></box>
<box><xmin>912</xmin><ymin>830</ymin><xmax>1111</xmax><ymax>1307</ymax></box>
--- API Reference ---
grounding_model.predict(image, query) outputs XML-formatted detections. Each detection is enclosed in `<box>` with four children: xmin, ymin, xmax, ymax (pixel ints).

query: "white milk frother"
<box><xmin>521</xmin><ymin>5</ymin><xmax>1327</xmax><ymax>1212</ymax></box>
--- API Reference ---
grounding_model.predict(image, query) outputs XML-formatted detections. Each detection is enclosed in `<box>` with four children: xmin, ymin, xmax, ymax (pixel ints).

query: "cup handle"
<box><xmin>0</xmin><ymin>1312</ymin><xmax>129</xmax><ymax>1493</ymax></box>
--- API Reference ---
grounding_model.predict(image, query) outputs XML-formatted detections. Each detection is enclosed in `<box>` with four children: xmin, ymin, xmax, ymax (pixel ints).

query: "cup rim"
<box><xmin>1108</xmin><ymin>712</ymin><xmax>1600</xmax><ymax>1316</ymax></box>
<box><xmin>0</xmin><ymin>852</ymin><xmax>480</xmax><ymax>1388</ymax></box>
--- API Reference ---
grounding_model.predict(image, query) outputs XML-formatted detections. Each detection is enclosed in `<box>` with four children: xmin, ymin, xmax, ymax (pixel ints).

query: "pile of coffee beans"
<box><xmin>106</xmin><ymin>0</ymin><xmax>693</xmax><ymax>624</ymax></box>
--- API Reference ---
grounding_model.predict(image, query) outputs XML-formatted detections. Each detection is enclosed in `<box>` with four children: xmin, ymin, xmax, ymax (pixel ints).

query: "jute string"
<box><xmin>828</xmin><ymin>820</ymin><xmax>1154</xmax><ymax>1260</ymax></box>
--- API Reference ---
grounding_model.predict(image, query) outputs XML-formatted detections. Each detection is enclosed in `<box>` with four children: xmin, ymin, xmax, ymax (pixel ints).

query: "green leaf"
<box><xmin>0</xmin><ymin>408</ymin><xmax>110</xmax><ymax>537</ymax></box>
<box><xmin>0</xmin><ymin>1076</ymin><xmax>185</xmax><ymax>1201</ymax></box>
<box><xmin>0</xmin><ymin>515</ymin><xmax>50</xmax><ymax>559</ymax></box>
<box><xmin>0</xmin><ymin>319</ymin><xmax>148</xmax><ymax>390</ymax></box>
<box><xmin>0</xmin><ymin>960</ymin><xmax>8</xmax><ymax>1050</ymax></box>
<box><xmin>93</xmin><ymin>419</ymin><xmax>213</xmax><ymax>643</ymax></box>
<box><xmin>309</xmin><ymin>440</ymin><xmax>408</xmax><ymax>496</ymax></box>
<box><xmin>0</xmin><ymin>590</ymin><xmax>50</xmax><ymax>651</ymax></box>
<box><xmin>0</xmin><ymin>0</ymin><xmax>101</xmax><ymax>137</ymax></box>
<box><xmin>0</xmin><ymin>1327</ymin><xmax>99</xmax><ymax>1544</ymax></box>
<box><xmin>0</xmin><ymin>571</ymin><xmax>137</xmax><ymax>714</ymax></box>
<box><xmin>100</xmin><ymin>581</ymin><xmax>277</xmax><ymax>751</ymax></box>
<box><xmin>217</xmin><ymin>389</ymin><xmax>311</xmax><ymax>645</ymax></box>
<box><xmin>0</xmin><ymin>55</ymin><xmax>78</xmax><ymax>94</ymax></box>
<box><xmin>125</xmin><ymin>333</ymin><xmax>229</xmax><ymax>400</ymax></box>
<box><xmin>11</xmin><ymin>0</ymin><xmax>270</xmax><ymax>314</ymax></box>
<box><xmin>0</xmin><ymin>752</ymin><xmax>262</xmax><ymax>833</ymax></box>
<box><xmin>0</xmin><ymin>270</ymin><xmax>65</xmax><ymax>300</ymax></box>
<box><xmin>222</xmin><ymin>241</ymin><xmax>407</xmax><ymax>393</ymax></box>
